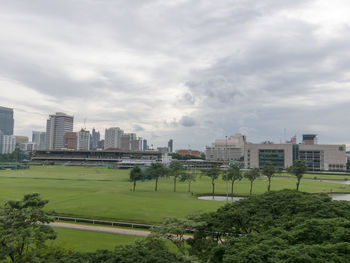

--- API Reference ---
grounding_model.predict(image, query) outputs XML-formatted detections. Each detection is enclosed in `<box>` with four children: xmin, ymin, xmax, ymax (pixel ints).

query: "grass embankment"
<box><xmin>0</xmin><ymin>166</ymin><xmax>349</xmax><ymax>224</ymax></box>
<box><xmin>50</xmin><ymin>227</ymin><xmax>143</xmax><ymax>252</ymax></box>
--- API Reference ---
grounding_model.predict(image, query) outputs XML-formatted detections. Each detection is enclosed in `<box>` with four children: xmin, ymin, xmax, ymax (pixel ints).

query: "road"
<box><xmin>50</xmin><ymin>222</ymin><xmax>151</xmax><ymax>237</ymax></box>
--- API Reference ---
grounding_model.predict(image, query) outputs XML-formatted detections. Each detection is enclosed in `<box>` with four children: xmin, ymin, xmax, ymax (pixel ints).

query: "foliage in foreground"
<box><xmin>186</xmin><ymin>189</ymin><xmax>350</xmax><ymax>263</ymax></box>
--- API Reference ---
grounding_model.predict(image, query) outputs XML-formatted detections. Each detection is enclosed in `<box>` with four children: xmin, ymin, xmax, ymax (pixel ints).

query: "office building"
<box><xmin>46</xmin><ymin>112</ymin><xmax>74</xmax><ymax>150</ymax></box>
<box><xmin>121</xmin><ymin>133</ymin><xmax>136</xmax><ymax>151</ymax></box>
<box><xmin>64</xmin><ymin>132</ymin><xmax>77</xmax><ymax>150</ymax></box>
<box><xmin>76</xmin><ymin>129</ymin><xmax>90</xmax><ymax>151</ymax></box>
<box><xmin>244</xmin><ymin>136</ymin><xmax>346</xmax><ymax>171</ymax></box>
<box><xmin>32</xmin><ymin>131</ymin><xmax>46</xmax><ymax>150</ymax></box>
<box><xmin>168</xmin><ymin>139</ymin><xmax>173</xmax><ymax>153</ymax></box>
<box><xmin>143</xmin><ymin>139</ymin><xmax>148</xmax><ymax>151</ymax></box>
<box><xmin>104</xmin><ymin>127</ymin><xmax>124</xmax><ymax>149</ymax></box>
<box><xmin>0</xmin><ymin>130</ymin><xmax>16</xmax><ymax>154</ymax></box>
<box><xmin>206</xmin><ymin>133</ymin><xmax>246</xmax><ymax>162</ymax></box>
<box><xmin>0</xmin><ymin>106</ymin><xmax>14</xmax><ymax>135</ymax></box>
<box><xmin>91</xmin><ymin>128</ymin><xmax>100</xmax><ymax>150</ymax></box>
<box><xmin>20</xmin><ymin>142</ymin><xmax>36</xmax><ymax>152</ymax></box>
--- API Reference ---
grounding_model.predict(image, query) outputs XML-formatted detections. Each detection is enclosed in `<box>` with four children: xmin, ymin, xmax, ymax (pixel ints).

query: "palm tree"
<box><xmin>169</xmin><ymin>161</ymin><xmax>186</xmax><ymax>192</ymax></box>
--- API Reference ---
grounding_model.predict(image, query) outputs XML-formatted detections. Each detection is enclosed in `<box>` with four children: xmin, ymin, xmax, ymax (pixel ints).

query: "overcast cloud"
<box><xmin>1</xmin><ymin>0</ymin><xmax>350</xmax><ymax>150</ymax></box>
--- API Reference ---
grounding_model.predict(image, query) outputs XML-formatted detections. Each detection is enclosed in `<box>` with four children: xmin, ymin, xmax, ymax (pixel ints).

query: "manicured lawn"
<box><xmin>275</xmin><ymin>172</ymin><xmax>350</xmax><ymax>180</ymax></box>
<box><xmin>0</xmin><ymin>166</ymin><xmax>349</xmax><ymax>223</ymax></box>
<box><xmin>50</xmin><ymin>227</ymin><xmax>143</xmax><ymax>252</ymax></box>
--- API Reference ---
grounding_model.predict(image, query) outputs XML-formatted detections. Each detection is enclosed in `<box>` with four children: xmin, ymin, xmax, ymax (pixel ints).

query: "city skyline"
<box><xmin>1</xmin><ymin>1</ymin><xmax>350</xmax><ymax>149</ymax></box>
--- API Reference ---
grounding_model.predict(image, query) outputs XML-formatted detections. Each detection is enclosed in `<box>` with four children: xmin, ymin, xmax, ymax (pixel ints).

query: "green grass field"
<box><xmin>50</xmin><ymin>227</ymin><xmax>143</xmax><ymax>252</ymax></box>
<box><xmin>0</xmin><ymin>166</ymin><xmax>349</xmax><ymax>223</ymax></box>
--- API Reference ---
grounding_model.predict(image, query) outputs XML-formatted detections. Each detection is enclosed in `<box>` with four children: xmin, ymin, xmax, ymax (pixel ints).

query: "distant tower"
<box><xmin>91</xmin><ymin>128</ymin><xmax>100</xmax><ymax>150</ymax></box>
<box><xmin>76</xmin><ymin>129</ymin><xmax>91</xmax><ymax>151</ymax></box>
<box><xmin>104</xmin><ymin>127</ymin><xmax>124</xmax><ymax>149</ymax></box>
<box><xmin>45</xmin><ymin>112</ymin><xmax>74</xmax><ymax>150</ymax></box>
<box><xmin>168</xmin><ymin>139</ymin><xmax>173</xmax><ymax>153</ymax></box>
<box><xmin>0</xmin><ymin>106</ymin><xmax>14</xmax><ymax>135</ymax></box>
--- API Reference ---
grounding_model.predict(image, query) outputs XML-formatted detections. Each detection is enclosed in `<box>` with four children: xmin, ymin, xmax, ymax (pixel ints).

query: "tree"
<box><xmin>262</xmin><ymin>163</ymin><xmax>277</xmax><ymax>192</ymax></box>
<box><xmin>288</xmin><ymin>160</ymin><xmax>308</xmax><ymax>191</ymax></box>
<box><xmin>180</xmin><ymin>170</ymin><xmax>196</xmax><ymax>192</ymax></box>
<box><xmin>244</xmin><ymin>168</ymin><xmax>260</xmax><ymax>195</ymax></box>
<box><xmin>202</xmin><ymin>166</ymin><xmax>221</xmax><ymax>199</ymax></box>
<box><xmin>151</xmin><ymin>217</ymin><xmax>202</xmax><ymax>255</ymax></box>
<box><xmin>129</xmin><ymin>166</ymin><xmax>144</xmax><ymax>192</ymax></box>
<box><xmin>169</xmin><ymin>161</ymin><xmax>186</xmax><ymax>192</ymax></box>
<box><xmin>0</xmin><ymin>193</ymin><xmax>57</xmax><ymax>262</ymax></box>
<box><xmin>146</xmin><ymin>163</ymin><xmax>167</xmax><ymax>192</ymax></box>
<box><xmin>223</xmin><ymin>164</ymin><xmax>243</xmax><ymax>197</ymax></box>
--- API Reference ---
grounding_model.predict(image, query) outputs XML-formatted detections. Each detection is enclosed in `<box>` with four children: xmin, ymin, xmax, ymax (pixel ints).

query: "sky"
<box><xmin>1</xmin><ymin>0</ymin><xmax>350</xmax><ymax>150</ymax></box>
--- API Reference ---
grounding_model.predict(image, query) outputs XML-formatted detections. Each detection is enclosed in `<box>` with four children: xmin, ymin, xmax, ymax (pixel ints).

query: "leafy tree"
<box><xmin>262</xmin><ymin>163</ymin><xmax>277</xmax><ymax>192</ymax></box>
<box><xmin>201</xmin><ymin>166</ymin><xmax>221</xmax><ymax>199</ymax></box>
<box><xmin>223</xmin><ymin>164</ymin><xmax>242</xmax><ymax>197</ymax></box>
<box><xmin>0</xmin><ymin>193</ymin><xmax>57</xmax><ymax>262</ymax></box>
<box><xmin>151</xmin><ymin>217</ymin><xmax>203</xmax><ymax>255</ymax></box>
<box><xmin>288</xmin><ymin>160</ymin><xmax>308</xmax><ymax>191</ymax></box>
<box><xmin>168</xmin><ymin>161</ymin><xmax>186</xmax><ymax>192</ymax></box>
<box><xmin>129</xmin><ymin>166</ymin><xmax>144</xmax><ymax>192</ymax></box>
<box><xmin>145</xmin><ymin>163</ymin><xmax>167</xmax><ymax>192</ymax></box>
<box><xmin>180</xmin><ymin>170</ymin><xmax>196</xmax><ymax>192</ymax></box>
<box><xmin>244</xmin><ymin>168</ymin><xmax>260</xmax><ymax>195</ymax></box>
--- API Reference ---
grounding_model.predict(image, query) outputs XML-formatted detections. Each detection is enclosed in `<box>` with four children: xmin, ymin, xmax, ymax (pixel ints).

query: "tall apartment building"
<box><xmin>0</xmin><ymin>130</ymin><xmax>16</xmax><ymax>154</ymax></box>
<box><xmin>64</xmin><ymin>132</ymin><xmax>77</xmax><ymax>149</ymax></box>
<box><xmin>104</xmin><ymin>127</ymin><xmax>124</xmax><ymax>149</ymax></box>
<box><xmin>91</xmin><ymin>128</ymin><xmax>100</xmax><ymax>150</ymax></box>
<box><xmin>168</xmin><ymin>139</ymin><xmax>173</xmax><ymax>153</ymax></box>
<box><xmin>32</xmin><ymin>131</ymin><xmax>46</xmax><ymax>150</ymax></box>
<box><xmin>45</xmin><ymin>112</ymin><xmax>74</xmax><ymax>150</ymax></box>
<box><xmin>0</xmin><ymin>106</ymin><xmax>14</xmax><ymax>135</ymax></box>
<box><xmin>76</xmin><ymin>129</ymin><xmax>90</xmax><ymax>151</ymax></box>
<box><xmin>206</xmin><ymin>133</ymin><xmax>246</xmax><ymax>162</ymax></box>
<box><xmin>121</xmin><ymin>133</ymin><xmax>136</xmax><ymax>151</ymax></box>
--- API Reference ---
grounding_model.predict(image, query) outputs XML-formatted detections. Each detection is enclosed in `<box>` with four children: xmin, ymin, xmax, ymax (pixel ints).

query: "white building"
<box><xmin>76</xmin><ymin>129</ymin><xmax>91</xmax><ymax>151</ymax></box>
<box><xmin>0</xmin><ymin>131</ymin><xmax>16</xmax><ymax>154</ymax></box>
<box><xmin>20</xmin><ymin>142</ymin><xmax>37</xmax><ymax>152</ymax></box>
<box><xmin>32</xmin><ymin>131</ymin><xmax>46</xmax><ymax>150</ymax></box>
<box><xmin>206</xmin><ymin>133</ymin><xmax>246</xmax><ymax>162</ymax></box>
<box><xmin>104</xmin><ymin>127</ymin><xmax>124</xmax><ymax>149</ymax></box>
<box><xmin>46</xmin><ymin>112</ymin><xmax>74</xmax><ymax>150</ymax></box>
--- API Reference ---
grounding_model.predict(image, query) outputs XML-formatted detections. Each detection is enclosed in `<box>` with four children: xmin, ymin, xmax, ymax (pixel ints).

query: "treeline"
<box><xmin>0</xmin><ymin>149</ymin><xmax>27</xmax><ymax>163</ymax></box>
<box><xmin>1</xmin><ymin>190</ymin><xmax>350</xmax><ymax>262</ymax></box>
<box><xmin>130</xmin><ymin>160</ymin><xmax>308</xmax><ymax>195</ymax></box>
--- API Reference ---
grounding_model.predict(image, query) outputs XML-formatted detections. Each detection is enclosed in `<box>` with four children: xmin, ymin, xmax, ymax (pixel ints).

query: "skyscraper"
<box><xmin>104</xmin><ymin>127</ymin><xmax>123</xmax><ymax>149</ymax></box>
<box><xmin>91</xmin><ymin>128</ymin><xmax>100</xmax><ymax>150</ymax></box>
<box><xmin>32</xmin><ymin>131</ymin><xmax>46</xmax><ymax>150</ymax></box>
<box><xmin>0</xmin><ymin>130</ymin><xmax>16</xmax><ymax>154</ymax></box>
<box><xmin>76</xmin><ymin>129</ymin><xmax>90</xmax><ymax>151</ymax></box>
<box><xmin>45</xmin><ymin>112</ymin><xmax>74</xmax><ymax>150</ymax></box>
<box><xmin>0</xmin><ymin>106</ymin><xmax>14</xmax><ymax>135</ymax></box>
<box><xmin>168</xmin><ymin>139</ymin><xmax>173</xmax><ymax>153</ymax></box>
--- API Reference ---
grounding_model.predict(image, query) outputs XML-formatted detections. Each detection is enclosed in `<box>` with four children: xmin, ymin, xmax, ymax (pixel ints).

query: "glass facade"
<box><xmin>298</xmin><ymin>150</ymin><xmax>322</xmax><ymax>171</ymax></box>
<box><xmin>259</xmin><ymin>149</ymin><xmax>285</xmax><ymax>169</ymax></box>
<box><xmin>0</xmin><ymin>107</ymin><xmax>14</xmax><ymax>135</ymax></box>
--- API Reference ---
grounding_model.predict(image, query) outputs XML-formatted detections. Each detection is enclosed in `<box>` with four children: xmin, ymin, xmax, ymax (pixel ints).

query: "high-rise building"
<box><xmin>121</xmin><ymin>133</ymin><xmax>136</xmax><ymax>151</ymax></box>
<box><xmin>104</xmin><ymin>127</ymin><xmax>123</xmax><ymax>149</ymax></box>
<box><xmin>32</xmin><ymin>131</ymin><xmax>46</xmax><ymax>150</ymax></box>
<box><xmin>143</xmin><ymin>139</ymin><xmax>148</xmax><ymax>151</ymax></box>
<box><xmin>76</xmin><ymin>129</ymin><xmax>90</xmax><ymax>151</ymax></box>
<box><xmin>0</xmin><ymin>106</ymin><xmax>14</xmax><ymax>135</ymax></box>
<box><xmin>0</xmin><ymin>130</ymin><xmax>16</xmax><ymax>154</ymax></box>
<box><xmin>168</xmin><ymin>139</ymin><xmax>173</xmax><ymax>153</ymax></box>
<box><xmin>45</xmin><ymin>112</ymin><xmax>74</xmax><ymax>150</ymax></box>
<box><xmin>91</xmin><ymin>128</ymin><xmax>100</xmax><ymax>150</ymax></box>
<box><xmin>64</xmin><ymin>132</ymin><xmax>77</xmax><ymax>149</ymax></box>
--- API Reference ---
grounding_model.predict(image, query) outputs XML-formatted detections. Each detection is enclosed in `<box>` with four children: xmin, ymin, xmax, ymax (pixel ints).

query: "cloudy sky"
<box><xmin>1</xmin><ymin>0</ymin><xmax>350</xmax><ymax>150</ymax></box>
